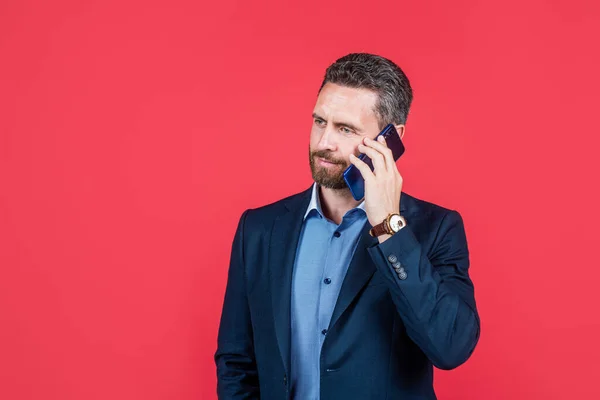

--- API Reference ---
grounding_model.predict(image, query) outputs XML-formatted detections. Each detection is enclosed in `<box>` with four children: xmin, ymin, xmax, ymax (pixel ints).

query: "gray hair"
<box><xmin>319</xmin><ymin>53</ymin><xmax>413</xmax><ymax>128</ymax></box>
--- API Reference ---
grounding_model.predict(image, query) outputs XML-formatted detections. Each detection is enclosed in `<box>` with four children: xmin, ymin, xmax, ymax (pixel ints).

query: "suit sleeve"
<box><xmin>214</xmin><ymin>210</ymin><xmax>260</xmax><ymax>399</ymax></box>
<box><xmin>367</xmin><ymin>209</ymin><xmax>480</xmax><ymax>370</ymax></box>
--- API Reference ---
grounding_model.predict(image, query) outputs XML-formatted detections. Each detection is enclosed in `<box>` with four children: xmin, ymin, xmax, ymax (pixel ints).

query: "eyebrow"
<box><xmin>312</xmin><ymin>112</ymin><xmax>362</xmax><ymax>133</ymax></box>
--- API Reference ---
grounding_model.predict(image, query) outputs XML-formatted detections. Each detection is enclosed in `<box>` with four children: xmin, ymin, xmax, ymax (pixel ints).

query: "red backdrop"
<box><xmin>1</xmin><ymin>0</ymin><xmax>599</xmax><ymax>399</ymax></box>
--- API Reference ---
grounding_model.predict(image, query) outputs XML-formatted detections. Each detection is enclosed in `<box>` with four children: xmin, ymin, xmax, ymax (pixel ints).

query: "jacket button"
<box><xmin>398</xmin><ymin>271</ymin><xmax>407</xmax><ymax>280</ymax></box>
<box><xmin>392</xmin><ymin>261</ymin><xmax>402</xmax><ymax>268</ymax></box>
<box><xmin>387</xmin><ymin>254</ymin><xmax>398</xmax><ymax>263</ymax></box>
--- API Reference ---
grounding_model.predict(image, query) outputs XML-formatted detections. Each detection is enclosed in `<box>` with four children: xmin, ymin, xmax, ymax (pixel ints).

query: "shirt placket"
<box><xmin>318</xmin><ymin>223</ymin><xmax>344</xmax><ymax>348</ymax></box>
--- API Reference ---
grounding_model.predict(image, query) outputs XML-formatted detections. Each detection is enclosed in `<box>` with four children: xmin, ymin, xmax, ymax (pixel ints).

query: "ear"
<box><xmin>394</xmin><ymin>124</ymin><xmax>406</xmax><ymax>141</ymax></box>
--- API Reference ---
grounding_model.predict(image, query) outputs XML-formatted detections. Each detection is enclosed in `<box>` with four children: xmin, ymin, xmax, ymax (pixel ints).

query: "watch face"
<box><xmin>389</xmin><ymin>215</ymin><xmax>404</xmax><ymax>232</ymax></box>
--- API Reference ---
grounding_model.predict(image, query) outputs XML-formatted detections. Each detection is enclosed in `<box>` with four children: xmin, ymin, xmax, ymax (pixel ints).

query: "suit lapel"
<box><xmin>269</xmin><ymin>187</ymin><xmax>409</xmax><ymax>376</ymax></box>
<box><xmin>328</xmin><ymin>193</ymin><xmax>409</xmax><ymax>332</ymax></box>
<box><xmin>269</xmin><ymin>186</ymin><xmax>312</xmax><ymax>377</ymax></box>
<box><xmin>327</xmin><ymin>222</ymin><xmax>378</xmax><ymax>331</ymax></box>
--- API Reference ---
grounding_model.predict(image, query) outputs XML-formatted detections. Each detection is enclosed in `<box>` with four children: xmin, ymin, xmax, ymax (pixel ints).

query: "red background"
<box><xmin>1</xmin><ymin>0</ymin><xmax>599</xmax><ymax>399</ymax></box>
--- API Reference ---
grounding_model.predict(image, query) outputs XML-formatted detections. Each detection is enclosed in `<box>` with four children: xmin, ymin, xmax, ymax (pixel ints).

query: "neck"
<box><xmin>318</xmin><ymin>185</ymin><xmax>361</xmax><ymax>225</ymax></box>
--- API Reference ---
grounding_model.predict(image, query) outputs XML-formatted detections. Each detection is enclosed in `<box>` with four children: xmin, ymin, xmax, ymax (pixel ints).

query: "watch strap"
<box><xmin>369</xmin><ymin>218</ymin><xmax>392</xmax><ymax>237</ymax></box>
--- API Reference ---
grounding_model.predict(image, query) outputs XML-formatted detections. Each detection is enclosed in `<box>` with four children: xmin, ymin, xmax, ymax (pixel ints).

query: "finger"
<box><xmin>358</xmin><ymin>143</ymin><xmax>387</xmax><ymax>175</ymax></box>
<box><xmin>376</xmin><ymin>135</ymin><xmax>397</xmax><ymax>172</ymax></box>
<box><xmin>349</xmin><ymin>154</ymin><xmax>374</xmax><ymax>181</ymax></box>
<box><xmin>367</xmin><ymin>136</ymin><xmax>395</xmax><ymax>171</ymax></box>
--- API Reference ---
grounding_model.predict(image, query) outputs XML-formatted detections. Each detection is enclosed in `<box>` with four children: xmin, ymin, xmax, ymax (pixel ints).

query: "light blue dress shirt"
<box><xmin>290</xmin><ymin>183</ymin><xmax>368</xmax><ymax>400</ymax></box>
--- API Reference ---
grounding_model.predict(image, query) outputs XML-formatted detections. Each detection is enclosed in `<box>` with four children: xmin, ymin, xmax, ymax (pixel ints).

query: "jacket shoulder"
<box><xmin>242</xmin><ymin>186</ymin><xmax>312</xmax><ymax>229</ymax></box>
<box><xmin>402</xmin><ymin>191</ymin><xmax>461</xmax><ymax>220</ymax></box>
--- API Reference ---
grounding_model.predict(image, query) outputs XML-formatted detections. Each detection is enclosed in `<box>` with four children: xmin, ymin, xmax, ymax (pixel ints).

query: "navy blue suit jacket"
<box><xmin>215</xmin><ymin>186</ymin><xmax>480</xmax><ymax>399</ymax></box>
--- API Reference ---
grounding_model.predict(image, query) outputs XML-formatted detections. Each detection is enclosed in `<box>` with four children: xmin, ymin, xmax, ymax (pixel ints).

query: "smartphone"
<box><xmin>343</xmin><ymin>124</ymin><xmax>405</xmax><ymax>201</ymax></box>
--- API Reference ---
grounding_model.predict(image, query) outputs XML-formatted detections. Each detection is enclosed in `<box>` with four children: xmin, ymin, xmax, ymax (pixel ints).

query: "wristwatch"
<box><xmin>369</xmin><ymin>213</ymin><xmax>407</xmax><ymax>237</ymax></box>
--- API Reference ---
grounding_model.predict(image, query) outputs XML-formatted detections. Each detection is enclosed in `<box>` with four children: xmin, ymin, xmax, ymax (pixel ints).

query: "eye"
<box><xmin>314</xmin><ymin>118</ymin><xmax>326</xmax><ymax>127</ymax></box>
<box><xmin>340</xmin><ymin>126</ymin><xmax>353</xmax><ymax>134</ymax></box>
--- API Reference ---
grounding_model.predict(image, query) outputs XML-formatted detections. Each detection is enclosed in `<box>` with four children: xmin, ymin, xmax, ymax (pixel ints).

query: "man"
<box><xmin>215</xmin><ymin>53</ymin><xmax>480</xmax><ymax>399</ymax></box>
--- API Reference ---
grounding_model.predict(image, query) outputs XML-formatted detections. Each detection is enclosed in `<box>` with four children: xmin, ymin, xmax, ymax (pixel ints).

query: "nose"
<box><xmin>317</xmin><ymin>125</ymin><xmax>337</xmax><ymax>151</ymax></box>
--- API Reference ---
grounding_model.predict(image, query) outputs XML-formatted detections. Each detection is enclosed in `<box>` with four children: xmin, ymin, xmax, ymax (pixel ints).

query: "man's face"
<box><xmin>309</xmin><ymin>82</ymin><xmax>382</xmax><ymax>189</ymax></box>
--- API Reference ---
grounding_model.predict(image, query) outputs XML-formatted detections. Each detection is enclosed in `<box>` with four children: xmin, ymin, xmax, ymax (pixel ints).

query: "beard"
<box><xmin>309</xmin><ymin>146</ymin><xmax>350</xmax><ymax>189</ymax></box>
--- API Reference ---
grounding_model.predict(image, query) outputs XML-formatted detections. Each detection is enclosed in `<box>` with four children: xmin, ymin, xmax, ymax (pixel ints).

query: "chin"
<box><xmin>315</xmin><ymin>175</ymin><xmax>347</xmax><ymax>190</ymax></box>
<box><xmin>310</xmin><ymin>159</ymin><xmax>348</xmax><ymax>189</ymax></box>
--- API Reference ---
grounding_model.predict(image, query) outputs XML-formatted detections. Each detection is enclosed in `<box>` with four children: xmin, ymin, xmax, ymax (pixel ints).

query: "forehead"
<box><xmin>313</xmin><ymin>83</ymin><xmax>379</xmax><ymax>128</ymax></box>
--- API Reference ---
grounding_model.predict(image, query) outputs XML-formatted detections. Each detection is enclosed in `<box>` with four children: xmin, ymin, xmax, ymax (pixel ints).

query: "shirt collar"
<box><xmin>303</xmin><ymin>182</ymin><xmax>366</xmax><ymax>220</ymax></box>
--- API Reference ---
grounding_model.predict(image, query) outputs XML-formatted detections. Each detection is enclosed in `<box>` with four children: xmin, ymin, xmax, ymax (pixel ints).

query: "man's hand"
<box><xmin>349</xmin><ymin>135</ymin><xmax>403</xmax><ymax>243</ymax></box>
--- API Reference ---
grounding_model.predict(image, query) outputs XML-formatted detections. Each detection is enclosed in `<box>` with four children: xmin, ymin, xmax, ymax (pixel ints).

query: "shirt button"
<box><xmin>387</xmin><ymin>254</ymin><xmax>398</xmax><ymax>263</ymax></box>
<box><xmin>324</xmin><ymin>278</ymin><xmax>332</xmax><ymax>284</ymax></box>
<box><xmin>333</xmin><ymin>231</ymin><xmax>341</xmax><ymax>238</ymax></box>
<box><xmin>321</xmin><ymin>329</ymin><xmax>328</xmax><ymax>335</ymax></box>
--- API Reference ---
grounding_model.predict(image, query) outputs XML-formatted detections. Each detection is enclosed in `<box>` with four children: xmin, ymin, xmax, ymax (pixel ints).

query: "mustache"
<box><xmin>311</xmin><ymin>150</ymin><xmax>346</xmax><ymax>165</ymax></box>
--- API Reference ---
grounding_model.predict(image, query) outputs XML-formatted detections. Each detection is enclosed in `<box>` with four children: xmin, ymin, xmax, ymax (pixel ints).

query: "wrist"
<box><xmin>372</xmin><ymin>209</ymin><xmax>399</xmax><ymax>226</ymax></box>
<box><xmin>377</xmin><ymin>233</ymin><xmax>392</xmax><ymax>244</ymax></box>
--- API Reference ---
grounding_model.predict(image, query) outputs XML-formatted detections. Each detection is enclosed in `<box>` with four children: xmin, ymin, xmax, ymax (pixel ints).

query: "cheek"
<box><xmin>309</xmin><ymin>127</ymin><xmax>322</xmax><ymax>147</ymax></box>
<box><xmin>341</xmin><ymin>142</ymin><xmax>360</xmax><ymax>158</ymax></box>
